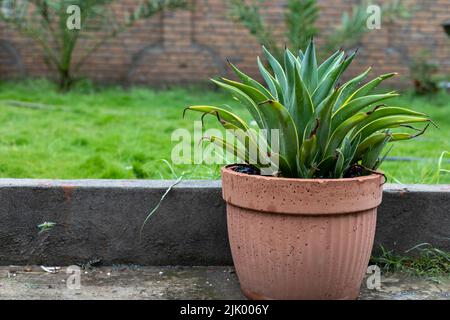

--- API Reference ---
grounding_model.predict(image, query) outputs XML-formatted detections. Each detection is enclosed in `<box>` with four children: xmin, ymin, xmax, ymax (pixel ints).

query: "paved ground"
<box><xmin>0</xmin><ymin>266</ymin><xmax>449</xmax><ymax>300</ymax></box>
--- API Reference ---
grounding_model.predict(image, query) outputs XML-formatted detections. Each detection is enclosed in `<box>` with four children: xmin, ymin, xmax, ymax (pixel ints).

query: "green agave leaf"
<box><xmin>228</xmin><ymin>61</ymin><xmax>274</xmax><ymax>99</ymax></box>
<box><xmin>332</xmin><ymin>93</ymin><xmax>399</xmax><ymax>130</ymax></box>
<box><xmin>257</xmin><ymin>100</ymin><xmax>299</xmax><ymax>176</ymax></box>
<box><xmin>208</xmin><ymin>111</ymin><xmax>279</xmax><ymax>169</ymax></box>
<box><xmin>257</xmin><ymin>57</ymin><xmax>283</xmax><ymax>103</ymax></box>
<box><xmin>218</xmin><ymin>77</ymin><xmax>268</xmax><ymax>104</ymax></box>
<box><xmin>361</xmin><ymin>134</ymin><xmax>390</xmax><ymax>170</ymax></box>
<box><xmin>298</xmin><ymin>49</ymin><xmax>304</xmax><ymax>62</ymax></box>
<box><xmin>235</xmin><ymin>129</ymin><xmax>279</xmax><ymax>170</ymax></box>
<box><xmin>301</xmin><ymin>39</ymin><xmax>318</xmax><ymax>93</ymax></box>
<box><xmin>354</xmin><ymin>131</ymin><xmax>421</xmax><ymax>161</ymax></box>
<box><xmin>344</xmin><ymin>73</ymin><xmax>397</xmax><ymax>104</ymax></box>
<box><xmin>333</xmin><ymin>149</ymin><xmax>345</xmax><ymax>178</ymax></box>
<box><xmin>291</xmin><ymin>61</ymin><xmax>315</xmax><ymax>144</ymax></box>
<box><xmin>355</xmin><ymin>133</ymin><xmax>389</xmax><ymax>160</ymax></box>
<box><xmin>204</xmin><ymin>135</ymin><xmax>251</xmax><ymax>164</ymax></box>
<box><xmin>296</xmin><ymin>159</ymin><xmax>319</xmax><ymax>179</ymax></box>
<box><xmin>341</xmin><ymin>135</ymin><xmax>360</xmax><ymax>170</ymax></box>
<box><xmin>268</xmin><ymin>152</ymin><xmax>293</xmax><ymax>177</ymax></box>
<box><xmin>284</xmin><ymin>48</ymin><xmax>298</xmax><ymax>89</ymax></box>
<box><xmin>354</xmin><ymin>115</ymin><xmax>431</xmax><ymax>142</ymax></box>
<box><xmin>333</xmin><ymin>67</ymin><xmax>371</xmax><ymax>112</ymax></box>
<box><xmin>325</xmin><ymin>112</ymin><xmax>369</xmax><ymax>157</ymax></box>
<box><xmin>314</xmin><ymin>89</ymin><xmax>340</xmax><ymax>157</ymax></box>
<box><xmin>312</xmin><ymin>51</ymin><xmax>356</xmax><ymax>107</ymax></box>
<box><xmin>263</xmin><ymin>46</ymin><xmax>288</xmax><ymax>98</ymax></box>
<box><xmin>341</xmin><ymin>136</ymin><xmax>352</xmax><ymax>159</ymax></box>
<box><xmin>215</xmin><ymin>120</ymin><xmax>266</xmax><ymax>160</ymax></box>
<box><xmin>315</xmin><ymin>154</ymin><xmax>336</xmax><ymax>178</ymax></box>
<box><xmin>210</xmin><ymin>79</ymin><xmax>265</xmax><ymax>129</ymax></box>
<box><xmin>184</xmin><ymin>105</ymin><xmax>249</xmax><ymax>131</ymax></box>
<box><xmin>374</xmin><ymin>144</ymin><xmax>394</xmax><ymax>170</ymax></box>
<box><xmin>233</xmin><ymin>128</ymin><xmax>289</xmax><ymax>176</ymax></box>
<box><xmin>318</xmin><ymin>49</ymin><xmax>344</xmax><ymax>81</ymax></box>
<box><xmin>299</xmin><ymin>134</ymin><xmax>317</xmax><ymax>168</ymax></box>
<box><xmin>351</xmin><ymin>106</ymin><xmax>427</xmax><ymax>137</ymax></box>
<box><xmin>296</xmin><ymin>160</ymin><xmax>308</xmax><ymax>178</ymax></box>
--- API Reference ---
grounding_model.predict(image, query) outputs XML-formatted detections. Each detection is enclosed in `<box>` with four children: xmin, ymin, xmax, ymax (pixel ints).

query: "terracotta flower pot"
<box><xmin>221</xmin><ymin>165</ymin><xmax>383</xmax><ymax>300</ymax></box>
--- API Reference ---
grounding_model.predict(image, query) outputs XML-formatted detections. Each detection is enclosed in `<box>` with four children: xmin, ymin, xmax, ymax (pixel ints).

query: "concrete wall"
<box><xmin>1</xmin><ymin>0</ymin><xmax>449</xmax><ymax>86</ymax></box>
<box><xmin>0</xmin><ymin>179</ymin><xmax>448</xmax><ymax>266</ymax></box>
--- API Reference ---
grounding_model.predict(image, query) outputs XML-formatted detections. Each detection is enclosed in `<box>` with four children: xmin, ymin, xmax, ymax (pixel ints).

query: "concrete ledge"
<box><xmin>0</xmin><ymin>179</ymin><xmax>448</xmax><ymax>265</ymax></box>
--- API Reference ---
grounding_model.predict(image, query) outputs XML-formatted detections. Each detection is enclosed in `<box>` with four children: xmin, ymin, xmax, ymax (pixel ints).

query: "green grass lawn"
<box><xmin>0</xmin><ymin>80</ymin><xmax>449</xmax><ymax>183</ymax></box>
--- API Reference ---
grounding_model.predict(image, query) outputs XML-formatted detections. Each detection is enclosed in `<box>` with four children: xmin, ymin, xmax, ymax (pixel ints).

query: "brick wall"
<box><xmin>0</xmin><ymin>0</ymin><xmax>449</xmax><ymax>87</ymax></box>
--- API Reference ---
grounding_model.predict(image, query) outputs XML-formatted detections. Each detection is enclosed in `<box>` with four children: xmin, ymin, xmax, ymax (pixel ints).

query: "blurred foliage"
<box><xmin>409</xmin><ymin>50</ymin><xmax>440</xmax><ymax>95</ymax></box>
<box><xmin>323</xmin><ymin>1</ymin><xmax>370</xmax><ymax>54</ymax></box>
<box><xmin>229</xmin><ymin>0</ymin><xmax>413</xmax><ymax>60</ymax></box>
<box><xmin>381</xmin><ymin>0</ymin><xmax>413</xmax><ymax>23</ymax></box>
<box><xmin>285</xmin><ymin>0</ymin><xmax>318</xmax><ymax>55</ymax></box>
<box><xmin>228</xmin><ymin>0</ymin><xmax>282</xmax><ymax>59</ymax></box>
<box><xmin>0</xmin><ymin>0</ymin><xmax>186</xmax><ymax>91</ymax></box>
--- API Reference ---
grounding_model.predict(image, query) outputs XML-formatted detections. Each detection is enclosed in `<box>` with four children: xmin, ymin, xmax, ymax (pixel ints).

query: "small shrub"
<box><xmin>409</xmin><ymin>50</ymin><xmax>440</xmax><ymax>95</ymax></box>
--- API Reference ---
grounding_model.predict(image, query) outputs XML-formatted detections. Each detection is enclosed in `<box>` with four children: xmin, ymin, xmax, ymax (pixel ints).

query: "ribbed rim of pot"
<box><xmin>221</xmin><ymin>165</ymin><xmax>384</xmax><ymax>215</ymax></box>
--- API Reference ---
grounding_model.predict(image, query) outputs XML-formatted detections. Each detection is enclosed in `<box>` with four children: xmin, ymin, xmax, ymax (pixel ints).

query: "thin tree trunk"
<box><xmin>58</xmin><ymin>69</ymin><xmax>72</xmax><ymax>92</ymax></box>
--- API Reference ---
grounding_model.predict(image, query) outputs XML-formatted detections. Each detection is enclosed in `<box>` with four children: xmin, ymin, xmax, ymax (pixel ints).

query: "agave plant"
<box><xmin>184</xmin><ymin>40</ymin><xmax>432</xmax><ymax>178</ymax></box>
